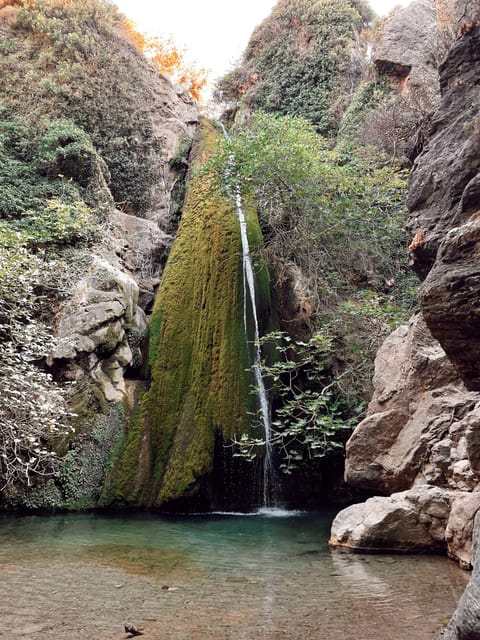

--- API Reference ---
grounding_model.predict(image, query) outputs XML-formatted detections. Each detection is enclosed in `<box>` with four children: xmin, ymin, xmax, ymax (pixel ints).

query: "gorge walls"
<box><xmin>330</xmin><ymin>16</ymin><xmax>480</xmax><ymax>594</ymax></box>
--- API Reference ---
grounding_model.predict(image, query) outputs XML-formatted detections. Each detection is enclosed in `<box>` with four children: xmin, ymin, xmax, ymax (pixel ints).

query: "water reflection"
<box><xmin>0</xmin><ymin>511</ymin><xmax>469</xmax><ymax>640</ymax></box>
<box><xmin>331</xmin><ymin>551</ymin><xmax>396</xmax><ymax>601</ymax></box>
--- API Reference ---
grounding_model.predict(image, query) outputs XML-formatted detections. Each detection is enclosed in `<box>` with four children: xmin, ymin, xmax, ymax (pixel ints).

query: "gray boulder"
<box><xmin>373</xmin><ymin>0</ymin><xmax>439</xmax><ymax>86</ymax></box>
<box><xmin>54</xmin><ymin>257</ymin><xmax>147</xmax><ymax>402</ymax></box>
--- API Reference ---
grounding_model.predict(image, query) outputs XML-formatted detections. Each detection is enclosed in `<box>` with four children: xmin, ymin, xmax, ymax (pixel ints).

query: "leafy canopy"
<box><xmin>206</xmin><ymin>111</ymin><xmax>412</xmax><ymax>313</ymax></box>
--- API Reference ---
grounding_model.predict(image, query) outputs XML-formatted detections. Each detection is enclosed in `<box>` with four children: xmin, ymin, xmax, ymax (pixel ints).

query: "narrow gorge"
<box><xmin>1</xmin><ymin>0</ymin><xmax>480</xmax><ymax>638</ymax></box>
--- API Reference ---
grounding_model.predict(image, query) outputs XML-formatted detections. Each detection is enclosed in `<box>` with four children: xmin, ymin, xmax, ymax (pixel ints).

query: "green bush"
<box><xmin>35</xmin><ymin>118</ymin><xmax>110</xmax><ymax>191</ymax></box>
<box><xmin>236</xmin><ymin>330</ymin><xmax>356</xmax><ymax>473</ymax></box>
<box><xmin>207</xmin><ymin>112</ymin><xmax>416</xmax><ymax>466</ymax></box>
<box><xmin>206</xmin><ymin>111</ymin><xmax>414</xmax><ymax>313</ymax></box>
<box><xmin>18</xmin><ymin>198</ymin><xmax>99</xmax><ymax>247</ymax></box>
<box><xmin>216</xmin><ymin>0</ymin><xmax>368</xmax><ymax>134</ymax></box>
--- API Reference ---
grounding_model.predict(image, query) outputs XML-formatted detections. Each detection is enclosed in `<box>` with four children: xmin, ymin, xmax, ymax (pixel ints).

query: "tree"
<box><xmin>206</xmin><ymin>112</ymin><xmax>412</xmax><ymax>316</ymax></box>
<box><xmin>236</xmin><ymin>331</ymin><xmax>356</xmax><ymax>473</ymax></box>
<box><xmin>121</xmin><ymin>19</ymin><xmax>208</xmax><ymax>102</ymax></box>
<box><xmin>0</xmin><ymin>226</ymin><xmax>74</xmax><ymax>490</ymax></box>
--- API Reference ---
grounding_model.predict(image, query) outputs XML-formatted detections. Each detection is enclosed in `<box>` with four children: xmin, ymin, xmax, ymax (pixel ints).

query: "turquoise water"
<box><xmin>0</xmin><ymin>510</ymin><xmax>469</xmax><ymax>640</ymax></box>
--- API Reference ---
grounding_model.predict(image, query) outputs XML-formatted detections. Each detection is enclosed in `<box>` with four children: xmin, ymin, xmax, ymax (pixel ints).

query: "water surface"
<box><xmin>0</xmin><ymin>510</ymin><xmax>468</xmax><ymax>640</ymax></box>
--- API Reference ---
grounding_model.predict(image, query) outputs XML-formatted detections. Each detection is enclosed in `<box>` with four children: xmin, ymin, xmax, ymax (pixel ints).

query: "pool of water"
<box><xmin>0</xmin><ymin>509</ymin><xmax>469</xmax><ymax>640</ymax></box>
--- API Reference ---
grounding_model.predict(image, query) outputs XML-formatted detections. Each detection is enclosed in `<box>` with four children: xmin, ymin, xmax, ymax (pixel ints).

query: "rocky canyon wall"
<box><xmin>330</xmin><ymin>16</ymin><xmax>480</xmax><ymax>640</ymax></box>
<box><xmin>0</xmin><ymin>2</ymin><xmax>200</xmax><ymax>509</ymax></box>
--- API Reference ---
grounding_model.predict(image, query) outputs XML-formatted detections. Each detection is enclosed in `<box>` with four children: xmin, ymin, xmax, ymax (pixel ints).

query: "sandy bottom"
<box><xmin>0</xmin><ymin>513</ymin><xmax>470</xmax><ymax>640</ymax></box>
<box><xmin>0</xmin><ymin>556</ymin><xmax>469</xmax><ymax>640</ymax></box>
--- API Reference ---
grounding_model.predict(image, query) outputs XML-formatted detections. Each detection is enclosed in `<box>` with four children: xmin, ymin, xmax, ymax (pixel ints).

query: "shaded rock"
<box><xmin>330</xmin><ymin>486</ymin><xmax>455</xmax><ymax>552</ymax></box>
<box><xmin>443</xmin><ymin>510</ymin><xmax>480</xmax><ymax>639</ymax></box>
<box><xmin>109</xmin><ymin>210</ymin><xmax>172</xmax><ymax>311</ymax></box>
<box><xmin>406</xmin><ymin>25</ymin><xmax>480</xmax><ymax>390</ymax></box>
<box><xmin>373</xmin><ymin>0</ymin><xmax>439</xmax><ymax>87</ymax></box>
<box><xmin>420</xmin><ymin>218</ymin><xmax>480</xmax><ymax>391</ymax></box>
<box><xmin>407</xmin><ymin>26</ymin><xmax>480</xmax><ymax>280</ymax></box>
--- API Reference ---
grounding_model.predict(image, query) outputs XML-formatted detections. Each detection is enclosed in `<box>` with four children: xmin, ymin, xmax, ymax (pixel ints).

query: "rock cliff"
<box><xmin>330</xmin><ymin>23</ymin><xmax>480</xmax><ymax>573</ymax></box>
<box><xmin>373</xmin><ymin>0</ymin><xmax>439</xmax><ymax>88</ymax></box>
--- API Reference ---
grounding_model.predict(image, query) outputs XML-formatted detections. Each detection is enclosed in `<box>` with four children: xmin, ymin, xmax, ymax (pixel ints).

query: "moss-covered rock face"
<box><xmin>103</xmin><ymin>122</ymin><xmax>270</xmax><ymax>508</ymax></box>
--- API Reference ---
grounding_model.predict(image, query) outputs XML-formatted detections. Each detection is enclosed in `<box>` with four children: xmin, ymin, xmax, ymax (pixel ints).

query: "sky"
<box><xmin>114</xmin><ymin>0</ymin><xmax>413</xmax><ymax>83</ymax></box>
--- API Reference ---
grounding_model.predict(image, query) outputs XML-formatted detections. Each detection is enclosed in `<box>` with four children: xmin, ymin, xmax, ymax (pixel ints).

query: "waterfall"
<box><xmin>220</xmin><ymin>123</ymin><xmax>273</xmax><ymax>507</ymax></box>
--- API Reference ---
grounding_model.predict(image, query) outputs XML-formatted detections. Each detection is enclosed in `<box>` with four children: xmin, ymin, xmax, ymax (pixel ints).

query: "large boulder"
<box><xmin>344</xmin><ymin>313</ymin><xmax>480</xmax><ymax>495</ymax></box>
<box><xmin>330</xmin><ymin>313</ymin><xmax>480</xmax><ymax>565</ymax></box>
<box><xmin>330</xmin><ymin>486</ymin><xmax>454</xmax><ymax>552</ymax></box>
<box><xmin>373</xmin><ymin>0</ymin><xmax>439</xmax><ymax>87</ymax></box>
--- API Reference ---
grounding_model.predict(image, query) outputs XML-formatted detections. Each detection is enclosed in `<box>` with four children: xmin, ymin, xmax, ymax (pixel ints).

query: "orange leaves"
<box><xmin>120</xmin><ymin>18</ymin><xmax>147</xmax><ymax>54</ymax></box>
<box><xmin>120</xmin><ymin>18</ymin><xmax>208</xmax><ymax>102</ymax></box>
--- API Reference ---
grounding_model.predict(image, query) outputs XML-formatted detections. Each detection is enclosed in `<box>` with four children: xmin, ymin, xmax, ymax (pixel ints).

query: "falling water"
<box><xmin>220</xmin><ymin>123</ymin><xmax>273</xmax><ymax>507</ymax></box>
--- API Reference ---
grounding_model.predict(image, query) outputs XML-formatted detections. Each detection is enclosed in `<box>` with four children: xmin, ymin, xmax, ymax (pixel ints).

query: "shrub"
<box><xmin>205</xmin><ymin>112</ymin><xmax>414</xmax><ymax>315</ymax></box>
<box><xmin>0</xmin><ymin>225</ymin><xmax>74</xmax><ymax>490</ymax></box>
<box><xmin>216</xmin><ymin>0</ymin><xmax>368</xmax><ymax>134</ymax></box>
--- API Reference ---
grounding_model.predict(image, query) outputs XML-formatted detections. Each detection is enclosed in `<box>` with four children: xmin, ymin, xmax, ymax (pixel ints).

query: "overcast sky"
<box><xmin>114</xmin><ymin>0</ymin><xmax>413</xmax><ymax>81</ymax></box>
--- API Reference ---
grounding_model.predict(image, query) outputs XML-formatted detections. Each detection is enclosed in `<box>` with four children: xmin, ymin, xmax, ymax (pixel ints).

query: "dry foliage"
<box><xmin>121</xmin><ymin>18</ymin><xmax>208</xmax><ymax>102</ymax></box>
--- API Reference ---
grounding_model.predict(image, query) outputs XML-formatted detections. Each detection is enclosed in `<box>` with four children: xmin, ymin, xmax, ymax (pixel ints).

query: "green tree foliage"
<box><xmin>206</xmin><ymin>112</ymin><xmax>417</xmax><ymax>466</ymax></box>
<box><xmin>0</xmin><ymin>224</ymin><xmax>74</xmax><ymax>490</ymax></box>
<box><xmin>0</xmin><ymin>0</ymin><xmax>176</xmax><ymax>214</ymax></box>
<box><xmin>216</xmin><ymin>0</ymin><xmax>370</xmax><ymax>134</ymax></box>
<box><xmin>236</xmin><ymin>331</ymin><xmax>355</xmax><ymax>473</ymax></box>
<box><xmin>207</xmin><ymin>112</ymin><xmax>414</xmax><ymax>313</ymax></box>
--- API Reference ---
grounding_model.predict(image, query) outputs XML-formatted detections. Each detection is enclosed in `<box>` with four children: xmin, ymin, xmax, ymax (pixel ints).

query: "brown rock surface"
<box><xmin>407</xmin><ymin>25</ymin><xmax>480</xmax><ymax>281</ymax></box>
<box><xmin>406</xmin><ymin>25</ymin><xmax>480</xmax><ymax>390</ymax></box>
<box><xmin>373</xmin><ymin>0</ymin><xmax>439</xmax><ymax>87</ymax></box>
<box><xmin>331</xmin><ymin>313</ymin><xmax>480</xmax><ymax>564</ymax></box>
<box><xmin>344</xmin><ymin>313</ymin><xmax>479</xmax><ymax>494</ymax></box>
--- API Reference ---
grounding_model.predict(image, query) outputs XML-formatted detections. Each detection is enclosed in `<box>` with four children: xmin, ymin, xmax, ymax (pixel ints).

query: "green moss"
<box><xmin>104</xmin><ymin>122</ymin><xmax>270</xmax><ymax>507</ymax></box>
<box><xmin>99</xmin><ymin>397</ymin><xmax>147</xmax><ymax>507</ymax></box>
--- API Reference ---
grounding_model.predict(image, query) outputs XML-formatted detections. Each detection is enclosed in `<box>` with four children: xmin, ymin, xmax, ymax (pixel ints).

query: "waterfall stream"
<box><xmin>220</xmin><ymin>123</ymin><xmax>273</xmax><ymax>507</ymax></box>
